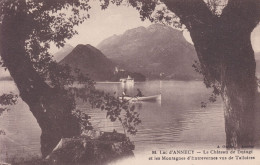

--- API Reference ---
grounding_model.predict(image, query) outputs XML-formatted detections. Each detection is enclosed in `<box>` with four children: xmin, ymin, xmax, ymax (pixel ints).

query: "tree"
<box><xmin>123</xmin><ymin>0</ymin><xmax>260</xmax><ymax>148</ymax></box>
<box><xmin>164</xmin><ymin>0</ymin><xmax>260</xmax><ymax>148</ymax></box>
<box><xmin>0</xmin><ymin>1</ymin><xmax>90</xmax><ymax>157</ymax></box>
<box><xmin>0</xmin><ymin>0</ymin><xmax>141</xmax><ymax>158</ymax></box>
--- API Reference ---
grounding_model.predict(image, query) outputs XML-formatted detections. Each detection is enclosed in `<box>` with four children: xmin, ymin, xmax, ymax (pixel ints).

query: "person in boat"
<box><xmin>136</xmin><ymin>88</ymin><xmax>144</xmax><ymax>97</ymax></box>
<box><xmin>122</xmin><ymin>89</ymin><xmax>128</xmax><ymax>97</ymax></box>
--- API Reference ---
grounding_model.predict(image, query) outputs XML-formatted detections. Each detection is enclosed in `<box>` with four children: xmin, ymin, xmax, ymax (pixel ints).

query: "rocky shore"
<box><xmin>46</xmin><ymin>130</ymin><xmax>135</xmax><ymax>165</ymax></box>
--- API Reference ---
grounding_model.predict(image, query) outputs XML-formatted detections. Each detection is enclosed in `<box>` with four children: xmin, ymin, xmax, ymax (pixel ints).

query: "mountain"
<box><xmin>97</xmin><ymin>24</ymin><xmax>200</xmax><ymax>80</ymax></box>
<box><xmin>53</xmin><ymin>44</ymin><xmax>74</xmax><ymax>62</ymax></box>
<box><xmin>60</xmin><ymin>44</ymin><xmax>115</xmax><ymax>81</ymax></box>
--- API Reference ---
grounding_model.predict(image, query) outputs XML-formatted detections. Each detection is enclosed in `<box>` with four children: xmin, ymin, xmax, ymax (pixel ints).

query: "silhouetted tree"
<box><xmin>0</xmin><ymin>0</ymin><xmax>141</xmax><ymax>157</ymax></box>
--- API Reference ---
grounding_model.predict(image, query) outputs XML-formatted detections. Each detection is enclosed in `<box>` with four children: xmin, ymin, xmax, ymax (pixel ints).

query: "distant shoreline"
<box><xmin>96</xmin><ymin>79</ymin><xmax>203</xmax><ymax>83</ymax></box>
<box><xmin>0</xmin><ymin>78</ymin><xmax>203</xmax><ymax>83</ymax></box>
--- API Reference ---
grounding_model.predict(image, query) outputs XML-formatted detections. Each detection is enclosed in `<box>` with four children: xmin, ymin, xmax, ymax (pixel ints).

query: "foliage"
<box><xmin>99</xmin><ymin>0</ymin><xmax>226</xmax><ymax>29</ymax></box>
<box><xmin>193</xmin><ymin>60</ymin><xmax>220</xmax><ymax>108</ymax></box>
<box><xmin>0</xmin><ymin>92</ymin><xmax>18</xmax><ymax>116</ymax></box>
<box><xmin>89</xmin><ymin>89</ymin><xmax>141</xmax><ymax>135</ymax></box>
<box><xmin>42</xmin><ymin>62</ymin><xmax>142</xmax><ymax>135</ymax></box>
<box><xmin>42</xmin><ymin>60</ymin><xmax>142</xmax><ymax>135</ymax></box>
<box><xmin>100</xmin><ymin>0</ymin><xmax>182</xmax><ymax>28</ymax></box>
<box><xmin>69</xmin><ymin>81</ymin><xmax>141</xmax><ymax>135</ymax></box>
<box><xmin>0</xmin><ymin>92</ymin><xmax>18</xmax><ymax>135</ymax></box>
<box><xmin>205</xmin><ymin>0</ymin><xmax>228</xmax><ymax>16</ymax></box>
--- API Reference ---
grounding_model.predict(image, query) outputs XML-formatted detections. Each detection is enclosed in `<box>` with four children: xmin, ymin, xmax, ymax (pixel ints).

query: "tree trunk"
<box><xmin>0</xmin><ymin>12</ymin><xmax>80</xmax><ymax>157</ymax></box>
<box><xmin>190</xmin><ymin>26</ymin><xmax>257</xmax><ymax>148</ymax></box>
<box><xmin>219</xmin><ymin>33</ymin><xmax>257</xmax><ymax>148</ymax></box>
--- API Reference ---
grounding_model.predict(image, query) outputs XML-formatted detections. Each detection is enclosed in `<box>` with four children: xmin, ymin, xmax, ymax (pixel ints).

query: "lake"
<box><xmin>0</xmin><ymin>80</ymin><xmax>226</xmax><ymax>161</ymax></box>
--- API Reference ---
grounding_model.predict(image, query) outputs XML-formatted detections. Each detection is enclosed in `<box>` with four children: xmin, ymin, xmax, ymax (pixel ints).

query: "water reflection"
<box><xmin>121</xmin><ymin>81</ymin><xmax>134</xmax><ymax>90</ymax></box>
<box><xmin>0</xmin><ymin>81</ymin><xmax>41</xmax><ymax>160</ymax></box>
<box><xmin>1</xmin><ymin>80</ymin><xmax>229</xmax><ymax>161</ymax></box>
<box><xmin>95</xmin><ymin>81</ymin><xmax>226</xmax><ymax>153</ymax></box>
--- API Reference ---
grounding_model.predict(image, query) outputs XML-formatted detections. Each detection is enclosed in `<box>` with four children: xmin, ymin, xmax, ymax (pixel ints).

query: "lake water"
<box><xmin>0</xmin><ymin>80</ymin><xmax>226</xmax><ymax>161</ymax></box>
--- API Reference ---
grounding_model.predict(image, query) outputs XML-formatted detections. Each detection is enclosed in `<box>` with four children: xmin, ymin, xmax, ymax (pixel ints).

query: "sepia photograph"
<box><xmin>0</xmin><ymin>0</ymin><xmax>260</xmax><ymax>164</ymax></box>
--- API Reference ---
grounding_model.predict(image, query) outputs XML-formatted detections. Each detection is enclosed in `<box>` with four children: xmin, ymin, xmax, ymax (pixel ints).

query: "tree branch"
<box><xmin>0</xmin><ymin>12</ymin><xmax>52</xmax><ymax>106</ymax></box>
<box><xmin>221</xmin><ymin>0</ymin><xmax>260</xmax><ymax>32</ymax></box>
<box><xmin>161</xmin><ymin>0</ymin><xmax>217</xmax><ymax>30</ymax></box>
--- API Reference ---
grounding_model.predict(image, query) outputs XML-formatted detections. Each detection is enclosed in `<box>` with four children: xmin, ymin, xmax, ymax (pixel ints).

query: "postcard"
<box><xmin>0</xmin><ymin>0</ymin><xmax>259</xmax><ymax>165</ymax></box>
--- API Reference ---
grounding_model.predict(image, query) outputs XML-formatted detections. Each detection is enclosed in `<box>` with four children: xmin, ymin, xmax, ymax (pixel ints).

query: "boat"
<box><xmin>119</xmin><ymin>94</ymin><xmax>161</xmax><ymax>102</ymax></box>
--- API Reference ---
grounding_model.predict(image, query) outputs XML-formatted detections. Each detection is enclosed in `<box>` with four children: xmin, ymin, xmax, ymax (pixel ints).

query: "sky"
<box><xmin>49</xmin><ymin>1</ymin><xmax>260</xmax><ymax>54</ymax></box>
<box><xmin>49</xmin><ymin>2</ymin><xmax>152</xmax><ymax>53</ymax></box>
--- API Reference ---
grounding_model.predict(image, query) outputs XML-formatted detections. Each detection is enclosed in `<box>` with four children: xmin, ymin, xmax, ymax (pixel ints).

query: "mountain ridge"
<box><xmin>97</xmin><ymin>23</ymin><xmax>200</xmax><ymax>80</ymax></box>
<box><xmin>53</xmin><ymin>44</ymin><xmax>74</xmax><ymax>62</ymax></box>
<box><xmin>59</xmin><ymin>44</ymin><xmax>115</xmax><ymax>81</ymax></box>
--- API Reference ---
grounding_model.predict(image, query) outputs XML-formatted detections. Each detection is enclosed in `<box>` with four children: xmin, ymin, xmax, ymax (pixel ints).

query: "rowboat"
<box><xmin>119</xmin><ymin>94</ymin><xmax>161</xmax><ymax>102</ymax></box>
